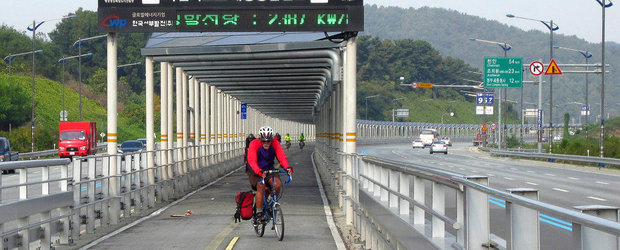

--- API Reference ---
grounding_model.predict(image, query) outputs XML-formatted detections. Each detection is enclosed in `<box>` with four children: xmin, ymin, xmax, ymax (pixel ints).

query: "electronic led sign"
<box><xmin>98</xmin><ymin>0</ymin><xmax>364</xmax><ymax>32</ymax></box>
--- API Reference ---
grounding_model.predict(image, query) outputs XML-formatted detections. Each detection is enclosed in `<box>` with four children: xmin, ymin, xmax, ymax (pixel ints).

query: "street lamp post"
<box><xmin>27</xmin><ymin>14</ymin><xmax>77</xmax><ymax>152</ymax></box>
<box><xmin>4</xmin><ymin>50</ymin><xmax>43</xmax><ymax>132</ymax></box>
<box><xmin>364</xmin><ymin>94</ymin><xmax>380</xmax><ymax>120</ymax></box>
<box><xmin>391</xmin><ymin>97</ymin><xmax>406</xmax><ymax>122</ymax></box>
<box><xmin>595</xmin><ymin>0</ymin><xmax>613</xmax><ymax>157</ymax></box>
<box><xmin>507</xmin><ymin>14</ymin><xmax>558</xmax><ymax>153</ymax></box>
<box><xmin>118</xmin><ymin>61</ymin><xmax>142</xmax><ymax>69</ymax></box>
<box><xmin>59</xmin><ymin>53</ymin><xmax>93</xmax><ymax>121</ymax></box>
<box><xmin>554</xmin><ymin>46</ymin><xmax>593</xmax><ymax>141</ymax></box>
<box><xmin>469</xmin><ymin>37</ymin><xmax>512</xmax><ymax>150</ymax></box>
<box><xmin>73</xmin><ymin>34</ymin><xmax>106</xmax><ymax>121</ymax></box>
<box><xmin>3</xmin><ymin>50</ymin><xmax>43</xmax><ymax>77</ymax></box>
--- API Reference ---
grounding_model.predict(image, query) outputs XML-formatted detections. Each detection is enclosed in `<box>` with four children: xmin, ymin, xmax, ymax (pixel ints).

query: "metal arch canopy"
<box><xmin>141</xmin><ymin>31</ymin><xmax>349</xmax><ymax>123</ymax></box>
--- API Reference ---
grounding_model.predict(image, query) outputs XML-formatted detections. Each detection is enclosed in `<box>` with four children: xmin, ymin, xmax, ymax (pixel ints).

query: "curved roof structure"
<box><xmin>142</xmin><ymin>31</ymin><xmax>351</xmax><ymax>123</ymax></box>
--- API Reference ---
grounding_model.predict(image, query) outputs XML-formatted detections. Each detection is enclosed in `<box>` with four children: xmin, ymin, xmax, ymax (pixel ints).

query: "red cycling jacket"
<box><xmin>247</xmin><ymin>138</ymin><xmax>290</xmax><ymax>175</ymax></box>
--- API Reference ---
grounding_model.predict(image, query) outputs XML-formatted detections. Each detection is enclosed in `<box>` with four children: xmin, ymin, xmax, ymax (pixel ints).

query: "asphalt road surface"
<box><xmin>358</xmin><ymin>141</ymin><xmax>620</xmax><ymax>249</ymax></box>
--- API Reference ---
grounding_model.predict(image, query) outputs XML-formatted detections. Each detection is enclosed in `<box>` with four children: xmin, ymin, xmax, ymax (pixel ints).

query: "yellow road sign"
<box><xmin>418</xmin><ymin>83</ymin><xmax>433</xmax><ymax>88</ymax></box>
<box><xmin>545</xmin><ymin>59</ymin><xmax>563</xmax><ymax>75</ymax></box>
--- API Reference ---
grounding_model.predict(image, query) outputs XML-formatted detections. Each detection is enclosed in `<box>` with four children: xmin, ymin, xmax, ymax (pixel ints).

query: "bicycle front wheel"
<box><xmin>274</xmin><ymin>204</ymin><xmax>285</xmax><ymax>241</ymax></box>
<box><xmin>253</xmin><ymin>217</ymin><xmax>265</xmax><ymax>237</ymax></box>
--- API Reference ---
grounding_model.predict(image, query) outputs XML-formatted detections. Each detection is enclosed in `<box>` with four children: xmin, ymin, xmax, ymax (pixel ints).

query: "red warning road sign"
<box><xmin>545</xmin><ymin>59</ymin><xmax>563</xmax><ymax>75</ymax></box>
<box><xmin>530</xmin><ymin>61</ymin><xmax>544</xmax><ymax>76</ymax></box>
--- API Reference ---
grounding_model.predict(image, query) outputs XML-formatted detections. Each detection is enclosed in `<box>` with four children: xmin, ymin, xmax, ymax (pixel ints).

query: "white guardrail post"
<box><xmin>465</xmin><ymin>176</ymin><xmax>490</xmax><ymax>250</ymax></box>
<box><xmin>432</xmin><ymin>181</ymin><xmax>445</xmax><ymax>238</ymax></box>
<box><xmin>71</xmin><ymin>159</ymin><xmax>81</xmax><ymax>242</ymax></box>
<box><xmin>573</xmin><ymin>205</ymin><xmax>619</xmax><ymax>250</ymax></box>
<box><xmin>413</xmin><ymin>175</ymin><xmax>424</xmax><ymax>226</ymax></box>
<box><xmin>506</xmin><ymin>188</ymin><xmax>540</xmax><ymax>250</ymax></box>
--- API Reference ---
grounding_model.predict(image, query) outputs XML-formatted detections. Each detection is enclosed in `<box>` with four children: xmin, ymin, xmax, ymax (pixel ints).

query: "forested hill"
<box><xmin>363</xmin><ymin>5</ymin><xmax>620</xmax><ymax>122</ymax></box>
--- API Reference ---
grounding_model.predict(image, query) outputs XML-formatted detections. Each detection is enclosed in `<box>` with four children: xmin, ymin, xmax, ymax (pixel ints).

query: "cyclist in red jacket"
<box><xmin>247</xmin><ymin>126</ymin><xmax>294</xmax><ymax>221</ymax></box>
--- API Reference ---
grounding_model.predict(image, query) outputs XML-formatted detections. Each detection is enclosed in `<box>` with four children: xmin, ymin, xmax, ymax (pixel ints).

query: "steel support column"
<box><xmin>145</xmin><ymin>56</ymin><xmax>155</xmax><ymax>207</ymax></box>
<box><xmin>106</xmin><ymin>32</ymin><xmax>120</xmax><ymax>225</ymax></box>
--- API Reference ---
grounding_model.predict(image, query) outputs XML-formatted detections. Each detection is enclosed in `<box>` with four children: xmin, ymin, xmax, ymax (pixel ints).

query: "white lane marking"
<box><xmin>587</xmin><ymin>196</ymin><xmax>607</xmax><ymax>201</ymax></box>
<box><xmin>487</xmin><ymin>173</ymin><xmax>495</xmax><ymax>177</ymax></box>
<box><xmin>471</xmin><ymin>170</ymin><xmax>479</xmax><ymax>173</ymax></box>
<box><xmin>527</xmin><ymin>170</ymin><xmax>535</xmax><ymax>174</ymax></box>
<box><xmin>510</xmin><ymin>167</ymin><xmax>518</xmax><ymax>170</ymax></box>
<box><xmin>504</xmin><ymin>177</ymin><xmax>515</xmax><ymax>180</ymax></box>
<box><xmin>459</xmin><ymin>168</ymin><xmax>465</xmax><ymax>171</ymax></box>
<box><xmin>311</xmin><ymin>153</ymin><xmax>347</xmax><ymax>249</ymax></box>
<box><xmin>525</xmin><ymin>182</ymin><xmax>539</xmax><ymax>186</ymax></box>
<box><xmin>596</xmin><ymin>181</ymin><xmax>609</xmax><ymax>185</ymax></box>
<box><xmin>448</xmin><ymin>166</ymin><xmax>454</xmax><ymax>168</ymax></box>
<box><xmin>545</xmin><ymin>173</ymin><xmax>556</xmax><ymax>177</ymax></box>
<box><xmin>568</xmin><ymin>177</ymin><xmax>579</xmax><ymax>180</ymax></box>
<box><xmin>552</xmin><ymin>188</ymin><xmax>569</xmax><ymax>193</ymax></box>
<box><xmin>439</xmin><ymin>163</ymin><xmax>445</xmax><ymax>166</ymax></box>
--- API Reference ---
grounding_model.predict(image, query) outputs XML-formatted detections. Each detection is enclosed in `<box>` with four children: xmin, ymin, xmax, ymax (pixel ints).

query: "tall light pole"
<box><xmin>73</xmin><ymin>34</ymin><xmax>106</xmax><ymax>121</ymax></box>
<box><xmin>27</xmin><ymin>14</ymin><xmax>77</xmax><ymax>152</ymax></box>
<box><xmin>59</xmin><ymin>53</ymin><xmax>93</xmax><ymax>121</ymax></box>
<box><xmin>3</xmin><ymin>50</ymin><xmax>43</xmax><ymax>132</ymax></box>
<box><xmin>507</xmin><ymin>14</ymin><xmax>558</xmax><ymax>153</ymax></box>
<box><xmin>364</xmin><ymin>94</ymin><xmax>380</xmax><ymax>120</ymax></box>
<box><xmin>469</xmin><ymin>37</ymin><xmax>512</xmax><ymax>150</ymax></box>
<box><xmin>554</xmin><ymin>45</ymin><xmax>592</xmax><ymax>141</ymax></box>
<box><xmin>595</xmin><ymin>0</ymin><xmax>613</xmax><ymax>157</ymax></box>
<box><xmin>391</xmin><ymin>97</ymin><xmax>406</xmax><ymax>122</ymax></box>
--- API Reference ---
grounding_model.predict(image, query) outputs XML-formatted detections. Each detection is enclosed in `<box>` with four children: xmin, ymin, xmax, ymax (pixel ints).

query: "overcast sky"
<box><xmin>1</xmin><ymin>0</ymin><xmax>618</xmax><ymax>44</ymax></box>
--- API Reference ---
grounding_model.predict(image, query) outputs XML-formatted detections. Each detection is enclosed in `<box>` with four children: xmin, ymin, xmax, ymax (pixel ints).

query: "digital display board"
<box><xmin>98</xmin><ymin>0</ymin><xmax>363</xmax><ymax>32</ymax></box>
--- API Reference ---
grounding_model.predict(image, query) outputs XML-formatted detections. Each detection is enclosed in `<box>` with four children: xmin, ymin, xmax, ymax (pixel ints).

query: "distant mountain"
<box><xmin>363</xmin><ymin>4</ymin><xmax>620</xmax><ymax>125</ymax></box>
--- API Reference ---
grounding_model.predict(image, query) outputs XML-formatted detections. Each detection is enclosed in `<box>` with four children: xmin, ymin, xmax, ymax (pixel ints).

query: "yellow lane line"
<box><xmin>225</xmin><ymin>236</ymin><xmax>240</xmax><ymax>250</ymax></box>
<box><xmin>204</xmin><ymin>221</ymin><xmax>239</xmax><ymax>250</ymax></box>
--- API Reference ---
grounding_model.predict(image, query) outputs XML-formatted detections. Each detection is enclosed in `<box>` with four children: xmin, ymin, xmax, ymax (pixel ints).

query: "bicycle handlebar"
<box><xmin>259</xmin><ymin>169</ymin><xmax>292</xmax><ymax>185</ymax></box>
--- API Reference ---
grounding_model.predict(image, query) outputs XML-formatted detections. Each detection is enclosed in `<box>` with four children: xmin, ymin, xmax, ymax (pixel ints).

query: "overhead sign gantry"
<box><xmin>98</xmin><ymin>0</ymin><xmax>364</xmax><ymax>32</ymax></box>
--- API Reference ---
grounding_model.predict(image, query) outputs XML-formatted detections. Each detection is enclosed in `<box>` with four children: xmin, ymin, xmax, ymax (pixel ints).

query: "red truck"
<box><xmin>58</xmin><ymin>122</ymin><xmax>98</xmax><ymax>158</ymax></box>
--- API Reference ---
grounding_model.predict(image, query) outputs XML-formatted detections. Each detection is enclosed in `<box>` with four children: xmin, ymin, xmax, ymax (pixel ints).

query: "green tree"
<box><xmin>0</xmin><ymin>75</ymin><xmax>31</xmax><ymax>130</ymax></box>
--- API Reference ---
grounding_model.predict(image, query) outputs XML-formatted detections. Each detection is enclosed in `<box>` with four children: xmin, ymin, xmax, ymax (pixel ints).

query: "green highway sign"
<box><xmin>483</xmin><ymin>57</ymin><xmax>523</xmax><ymax>88</ymax></box>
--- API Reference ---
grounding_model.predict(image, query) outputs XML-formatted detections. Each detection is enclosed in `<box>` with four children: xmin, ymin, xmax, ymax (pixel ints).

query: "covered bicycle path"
<box><xmin>68</xmin><ymin>145</ymin><xmax>352</xmax><ymax>249</ymax></box>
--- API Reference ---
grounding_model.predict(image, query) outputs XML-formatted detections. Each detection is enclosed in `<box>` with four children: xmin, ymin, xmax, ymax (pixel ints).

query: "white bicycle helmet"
<box><xmin>258</xmin><ymin>126</ymin><xmax>274</xmax><ymax>141</ymax></box>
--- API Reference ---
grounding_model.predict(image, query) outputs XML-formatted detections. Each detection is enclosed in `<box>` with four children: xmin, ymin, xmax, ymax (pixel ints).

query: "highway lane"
<box><xmin>358</xmin><ymin>142</ymin><xmax>620</xmax><ymax>249</ymax></box>
<box><xmin>360</xmin><ymin>142</ymin><xmax>620</xmax><ymax>209</ymax></box>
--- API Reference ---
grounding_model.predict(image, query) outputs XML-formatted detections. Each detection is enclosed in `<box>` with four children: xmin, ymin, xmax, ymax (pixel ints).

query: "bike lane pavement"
<box><xmin>84</xmin><ymin>145</ymin><xmax>342</xmax><ymax>249</ymax></box>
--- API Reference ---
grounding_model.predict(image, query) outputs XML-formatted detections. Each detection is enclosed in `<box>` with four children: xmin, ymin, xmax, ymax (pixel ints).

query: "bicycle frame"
<box><xmin>259</xmin><ymin>170</ymin><xmax>292</xmax><ymax>221</ymax></box>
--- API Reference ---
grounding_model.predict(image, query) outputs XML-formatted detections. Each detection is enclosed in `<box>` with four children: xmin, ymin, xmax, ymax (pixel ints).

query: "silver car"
<box><xmin>430</xmin><ymin>141</ymin><xmax>448</xmax><ymax>154</ymax></box>
<box><xmin>412</xmin><ymin>139</ymin><xmax>425</xmax><ymax>149</ymax></box>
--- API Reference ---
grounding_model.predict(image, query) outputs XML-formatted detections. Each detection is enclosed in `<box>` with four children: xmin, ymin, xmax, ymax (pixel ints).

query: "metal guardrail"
<box><xmin>18</xmin><ymin>144</ymin><xmax>108</xmax><ymax>159</ymax></box>
<box><xmin>488</xmin><ymin>149</ymin><xmax>620</xmax><ymax>167</ymax></box>
<box><xmin>0</xmin><ymin>142</ymin><xmax>244</xmax><ymax>249</ymax></box>
<box><xmin>313</xmin><ymin>145</ymin><xmax>620</xmax><ymax>249</ymax></box>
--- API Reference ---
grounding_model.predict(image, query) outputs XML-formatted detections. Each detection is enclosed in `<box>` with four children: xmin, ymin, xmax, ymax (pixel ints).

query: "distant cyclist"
<box><xmin>298</xmin><ymin>133</ymin><xmax>306</xmax><ymax>150</ymax></box>
<box><xmin>274</xmin><ymin>133</ymin><xmax>282</xmax><ymax>143</ymax></box>
<box><xmin>247</xmin><ymin>126</ymin><xmax>294</xmax><ymax>221</ymax></box>
<box><xmin>284</xmin><ymin>133</ymin><xmax>292</xmax><ymax>150</ymax></box>
<box><xmin>244</xmin><ymin>133</ymin><xmax>256</xmax><ymax>187</ymax></box>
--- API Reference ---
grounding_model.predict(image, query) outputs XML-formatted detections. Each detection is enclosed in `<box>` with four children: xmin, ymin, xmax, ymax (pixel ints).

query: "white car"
<box><xmin>412</xmin><ymin>139</ymin><xmax>425</xmax><ymax>149</ymax></box>
<box><xmin>430</xmin><ymin>141</ymin><xmax>448</xmax><ymax>154</ymax></box>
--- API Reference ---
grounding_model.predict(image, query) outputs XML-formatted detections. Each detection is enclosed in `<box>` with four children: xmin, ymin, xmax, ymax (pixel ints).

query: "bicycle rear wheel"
<box><xmin>273</xmin><ymin>204</ymin><xmax>285</xmax><ymax>241</ymax></box>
